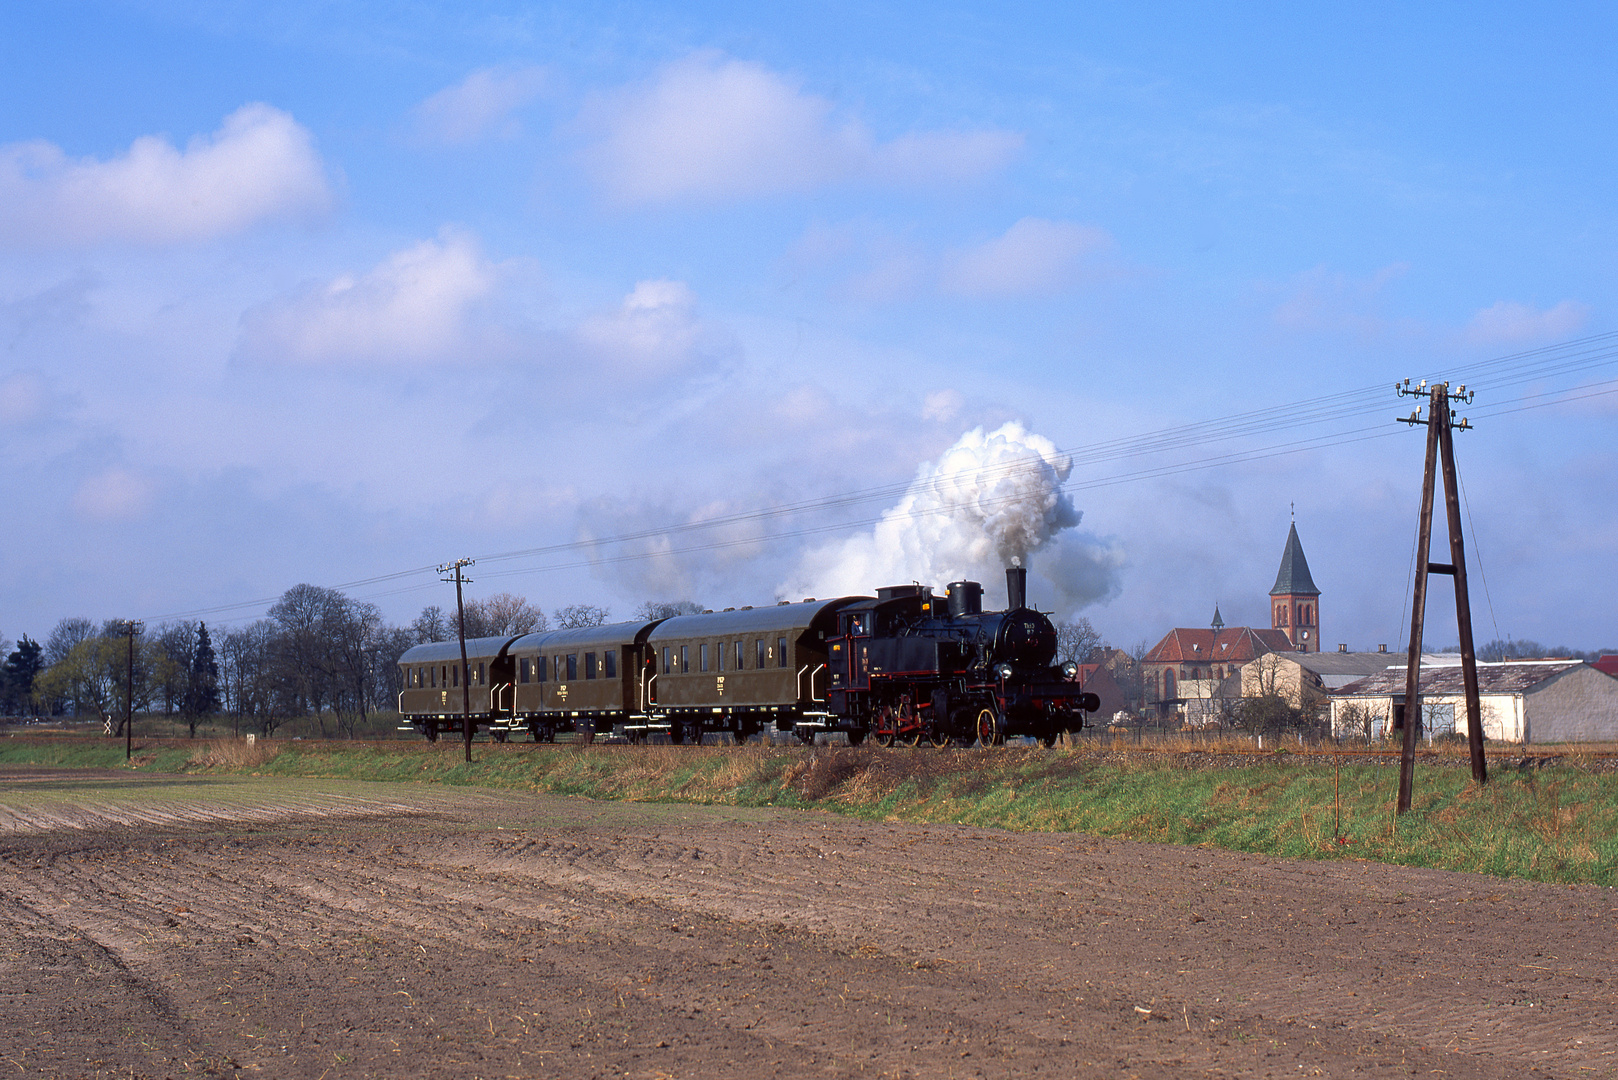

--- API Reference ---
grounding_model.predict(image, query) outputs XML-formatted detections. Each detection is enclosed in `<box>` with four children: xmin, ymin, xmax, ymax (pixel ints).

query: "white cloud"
<box><xmin>73</xmin><ymin>467</ymin><xmax>154</xmax><ymax>521</ymax></box>
<box><xmin>579</xmin><ymin>52</ymin><xmax>1022</xmax><ymax>205</ymax></box>
<box><xmin>0</xmin><ymin>104</ymin><xmax>331</xmax><ymax>247</ymax></box>
<box><xmin>413</xmin><ymin>65</ymin><xmax>550</xmax><ymax>145</ymax></box>
<box><xmin>1464</xmin><ymin>300</ymin><xmax>1589</xmax><ymax>345</ymax></box>
<box><xmin>238</xmin><ymin>228</ymin><xmax>498</xmax><ymax>365</ymax></box>
<box><xmin>942</xmin><ymin>218</ymin><xmax>1115</xmax><ymax>297</ymax></box>
<box><xmin>576</xmin><ymin>278</ymin><xmax>735</xmax><ymax>376</ymax></box>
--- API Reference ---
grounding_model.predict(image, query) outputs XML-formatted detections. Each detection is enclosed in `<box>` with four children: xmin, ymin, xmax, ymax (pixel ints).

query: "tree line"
<box><xmin>1</xmin><ymin>586</ymin><xmax>621</xmax><ymax>736</ymax></box>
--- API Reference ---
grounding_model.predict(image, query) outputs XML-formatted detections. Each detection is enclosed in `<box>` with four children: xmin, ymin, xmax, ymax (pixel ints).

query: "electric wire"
<box><xmin>136</xmin><ymin>332</ymin><xmax>1618</xmax><ymax>626</ymax></box>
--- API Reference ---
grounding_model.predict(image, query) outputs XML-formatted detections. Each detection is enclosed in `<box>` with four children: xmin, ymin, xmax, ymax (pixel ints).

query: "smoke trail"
<box><xmin>783</xmin><ymin>421</ymin><xmax>1118</xmax><ymax>609</ymax></box>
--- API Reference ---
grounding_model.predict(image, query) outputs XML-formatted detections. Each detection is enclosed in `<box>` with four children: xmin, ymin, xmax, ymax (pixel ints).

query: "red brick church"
<box><xmin>1141</xmin><ymin>521</ymin><xmax>1320</xmax><ymax>711</ymax></box>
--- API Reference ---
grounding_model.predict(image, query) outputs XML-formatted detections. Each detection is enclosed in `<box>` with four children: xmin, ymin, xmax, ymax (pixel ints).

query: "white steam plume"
<box><xmin>783</xmin><ymin>421</ymin><xmax>1118</xmax><ymax>609</ymax></box>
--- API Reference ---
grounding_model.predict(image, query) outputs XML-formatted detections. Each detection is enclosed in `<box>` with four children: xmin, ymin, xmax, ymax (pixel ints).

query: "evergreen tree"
<box><xmin>183</xmin><ymin>622</ymin><xmax>221</xmax><ymax>736</ymax></box>
<box><xmin>1</xmin><ymin>636</ymin><xmax>45</xmax><ymax>716</ymax></box>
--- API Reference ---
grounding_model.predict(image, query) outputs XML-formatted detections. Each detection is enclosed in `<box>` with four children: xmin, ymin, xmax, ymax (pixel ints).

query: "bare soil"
<box><xmin>1</xmin><ymin>766</ymin><xmax>1615</xmax><ymax>1079</ymax></box>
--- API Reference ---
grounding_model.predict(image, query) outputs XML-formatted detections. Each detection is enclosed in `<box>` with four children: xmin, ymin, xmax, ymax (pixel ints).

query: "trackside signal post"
<box><xmin>1395</xmin><ymin>380</ymin><xmax>1486</xmax><ymax>814</ymax></box>
<box><xmin>439</xmin><ymin>558</ymin><xmax>475</xmax><ymax>763</ymax></box>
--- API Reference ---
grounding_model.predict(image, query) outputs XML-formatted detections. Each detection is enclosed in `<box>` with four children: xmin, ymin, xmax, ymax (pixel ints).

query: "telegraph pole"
<box><xmin>120</xmin><ymin>620</ymin><xmax>144</xmax><ymax>762</ymax></box>
<box><xmin>438</xmin><ymin>559</ymin><xmax>476</xmax><ymax>763</ymax></box>
<box><xmin>1394</xmin><ymin>380</ymin><xmax>1486</xmax><ymax>814</ymax></box>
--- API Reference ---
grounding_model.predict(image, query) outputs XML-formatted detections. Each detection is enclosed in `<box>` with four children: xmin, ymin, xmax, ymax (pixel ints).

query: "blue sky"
<box><xmin>2</xmin><ymin>0</ymin><xmax>1615</xmax><ymax>654</ymax></box>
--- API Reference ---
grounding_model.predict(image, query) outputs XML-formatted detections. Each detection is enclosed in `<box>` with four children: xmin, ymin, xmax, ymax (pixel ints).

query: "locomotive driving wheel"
<box><xmin>975</xmin><ymin>707</ymin><xmax>1004</xmax><ymax>747</ymax></box>
<box><xmin>872</xmin><ymin>705</ymin><xmax>897</xmax><ymax>748</ymax></box>
<box><xmin>929</xmin><ymin>725</ymin><xmax>952</xmax><ymax>748</ymax></box>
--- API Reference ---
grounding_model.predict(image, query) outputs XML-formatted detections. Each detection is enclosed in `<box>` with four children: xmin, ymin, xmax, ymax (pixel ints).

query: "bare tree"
<box><xmin>554</xmin><ymin>604</ymin><xmax>611</xmax><ymax>629</ymax></box>
<box><xmin>458</xmin><ymin>592</ymin><xmax>546</xmax><ymax>638</ymax></box>
<box><xmin>412</xmin><ymin>605</ymin><xmax>450</xmax><ymax>644</ymax></box>
<box><xmin>634</xmin><ymin>600</ymin><xmax>704</xmax><ymax>620</ymax></box>
<box><xmin>44</xmin><ymin>617</ymin><xmax>96</xmax><ymax>667</ymax></box>
<box><xmin>1054</xmin><ymin>619</ymin><xmax>1102</xmax><ymax>665</ymax></box>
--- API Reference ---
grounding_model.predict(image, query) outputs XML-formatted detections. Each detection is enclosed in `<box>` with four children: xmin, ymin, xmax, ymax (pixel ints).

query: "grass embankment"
<box><xmin>3</xmin><ymin>735</ymin><xmax>1614</xmax><ymax>887</ymax></box>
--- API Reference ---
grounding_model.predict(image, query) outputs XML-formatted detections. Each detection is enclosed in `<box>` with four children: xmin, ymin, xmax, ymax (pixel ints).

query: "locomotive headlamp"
<box><xmin>995</xmin><ymin>663</ymin><xmax>1013</xmax><ymax>680</ymax></box>
<box><xmin>1062</xmin><ymin>661</ymin><xmax>1079</xmax><ymax>679</ymax></box>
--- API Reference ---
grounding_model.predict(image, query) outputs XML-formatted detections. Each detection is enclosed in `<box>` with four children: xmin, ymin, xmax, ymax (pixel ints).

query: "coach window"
<box><xmin>477</xmin><ymin>662</ymin><xmax>485</xmax><ymax>685</ymax></box>
<box><xmin>680</xmin><ymin>645</ymin><xmax>689</xmax><ymax>673</ymax></box>
<box><xmin>735</xmin><ymin>641</ymin><xmax>744</xmax><ymax>670</ymax></box>
<box><xmin>520</xmin><ymin>658</ymin><xmax>530</xmax><ymax>683</ymax></box>
<box><xmin>452</xmin><ymin>664</ymin><xmax>459</xmax><ymax>687</ymax></box>
<box><xmin>778</xmin><ymin>638</ymin><xmax>789</xmax><ymax>667</ymax></box>
<box><xmin>536</xmin><ymin>655</ymin><xmax>547</xmax><ymax>682</ymax></box>
<box><xmin>699</xmin><ymin>644</ymin><xmax>708</xmax><ymax>672</ymax></box>
<box><xmin>585</xmin><ymin>652</ymin><xmax>597</xmax><ymax>679</ymax></box>
<box><xmin>566</xmin><ymin>654</ymin><xmax>578</xmax><ymax>681</ymax></box>
<box><xmin>662</xmin><ymin>646</ymin><xmax>671</xmax><ymax>675</ymax></box>
<box><xmin>433</xmin><ymin>666</ymin><xmax>440</xmax><ymax>688</ymax></box>
<box><xmin>756</xmin><ymin>640</ymin><xmax>766</xmax><ymax>669</ymax></box>
<box><xmin>605</xmin><ymin>650</ymin><xmax>617</xmax><ymax>679</ymax></box>
<box><xmin>716</xmin><ymin>642</ymin><xmax>724</xmax><ymax>672</ymax></box>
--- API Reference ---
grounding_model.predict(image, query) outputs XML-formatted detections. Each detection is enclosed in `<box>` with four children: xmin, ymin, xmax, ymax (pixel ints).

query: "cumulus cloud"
<box><xmin>412</xmin><ymin>65</ymin><xmax>550</xmax><ymax>145</ymax></box>
<box><xmin>238</xmin><ymin>228</ymin><xmax>499</xmax><ymax>365</ymax></box>
<box><xmin>1463</xmin><ymin>299</ymin><xmax>1589</xmax><ymax>345</ymax></box>
<box><xmin>0</xmin><ymin>104</ymin><xmax>331</xmax><ymax>247</ymax></box>
<box><xmin>576</xmin><ymin>279</ymin><xmax>736</xmax><ymax>376</ymax></box>
<box><xmin>783</xmin><ymin>422</ymin><xmax>1119</xmax><ymax>611</ymax></box>
<box><xmin>942</xmin><ymin>218</ymin><xmax>1115</xmax><ymax>297</ymax></box>
<box><xmin>73</xmin><ymin>467</ymin><xmax>154</xmax><ymax>521</ymax></box>
<box><xmin>579</xmin><ymin>52</ymin><xmax>1022</xmax><ymax>205</ymax></box>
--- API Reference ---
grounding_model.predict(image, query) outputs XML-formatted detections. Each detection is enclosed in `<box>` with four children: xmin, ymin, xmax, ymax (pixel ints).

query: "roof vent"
<box><xmin>723</xmin><ymin>607</ymin><xmax>735</xmax><ymax>612</ymax></box>
<box><xmin>740</xmin><ymin>605</ymin><xmax>753</xmax><ymax>611</ymax></box>
<box><xmin>702</xmin><ymin>609</ymin><xmax>714</xmax><ymax>614</ymax></box>
<box><xmin>778</xmin><ymin>600</ymin><xmax>790</xmax><ymax>606</ymax></box>
<box><xmin>803</xmin><ymin>598</ymin><xmax>814</xmax><ymax>603</ymax></box>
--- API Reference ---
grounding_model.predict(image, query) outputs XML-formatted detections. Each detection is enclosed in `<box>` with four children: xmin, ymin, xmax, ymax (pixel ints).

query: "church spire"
<box><xmin>1270</xmin><ymin>521</ymin><xmax>1320</xmax><ymax>597</ymax></box>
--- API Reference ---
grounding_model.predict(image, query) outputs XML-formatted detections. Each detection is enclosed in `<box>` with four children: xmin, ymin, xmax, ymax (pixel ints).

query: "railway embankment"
<box><xmin>3</xmin><ymin>733</ymin><xmax>1615</xmax><ymax>886</ymax></box>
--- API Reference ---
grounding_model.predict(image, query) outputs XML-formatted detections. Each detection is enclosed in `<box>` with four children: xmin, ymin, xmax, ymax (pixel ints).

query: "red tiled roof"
<box><xmin>1144</xmin><ymin>626</ymin><xmax>1293</xmax><ymax>665</ymax></box>
<box><xmin>1594</xmin><ymin>655</ymin><xmax>1618</xmax><ymax>677</ymax></box>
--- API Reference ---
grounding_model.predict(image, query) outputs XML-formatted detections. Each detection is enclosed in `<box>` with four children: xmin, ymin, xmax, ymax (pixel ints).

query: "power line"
<box><xmin>136</xmin><ymin>332</ymin><xmax>1618</xmax><ymax>625</ymax></box>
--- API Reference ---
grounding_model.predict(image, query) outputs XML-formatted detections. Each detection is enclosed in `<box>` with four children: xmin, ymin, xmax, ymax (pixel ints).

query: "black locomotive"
<box><xmin>826</xmin><ymin>565</ymin><xmax>1099</xmax><ymax>746</ymax></box>
<box><xmin>397</xmin><ymin>564</ymin><xmax>1098</xmax><ymax>747</ymax></box>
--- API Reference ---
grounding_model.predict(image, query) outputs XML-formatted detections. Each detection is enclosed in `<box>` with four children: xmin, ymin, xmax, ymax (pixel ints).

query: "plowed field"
<box><xmin>2</xmin><ymin>765</ymin><xmax>1614</xmax><ymax>1078</ymax></box>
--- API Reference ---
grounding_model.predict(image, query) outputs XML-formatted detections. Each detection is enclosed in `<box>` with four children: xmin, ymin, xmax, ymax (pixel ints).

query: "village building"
<box><xmin>1329</xmin><ymin>660</ymin><xmax>1618</xmax><ymax>744</ymax></box>
<box><xmin>1142</xmin><ymin>521</ymin><xmax>1321</xmax><ymax>718</ymax></box>
<box><xmin>1239</xmin><ymin>647</ymin><xmax>1459</xmax><ymax>712</ymax></box>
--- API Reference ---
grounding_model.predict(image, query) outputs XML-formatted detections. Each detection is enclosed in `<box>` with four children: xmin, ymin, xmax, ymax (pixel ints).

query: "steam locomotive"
<box><xmin>396</xmin><ymin>564</ymin><xmax>1098</xmax><ymax>747</ymax></box>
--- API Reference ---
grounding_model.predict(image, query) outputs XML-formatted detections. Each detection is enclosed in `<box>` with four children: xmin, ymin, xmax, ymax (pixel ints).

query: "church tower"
<box><xmin>1270</xmin><ymin>521</ymin><xmax>1320</xmax><ymax>652</ymax></box>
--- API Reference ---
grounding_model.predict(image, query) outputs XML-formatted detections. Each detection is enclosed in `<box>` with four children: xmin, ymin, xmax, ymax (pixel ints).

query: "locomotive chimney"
<box><xmin>1006</xmin><ymin>560</ymin><xmax>1027</xmax><ymax>611</ymax></box>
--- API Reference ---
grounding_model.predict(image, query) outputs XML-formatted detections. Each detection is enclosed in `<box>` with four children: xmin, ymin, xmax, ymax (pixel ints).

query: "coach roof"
<box><xmin>509</xmin><ymin>620</ymin><xmax>653</xmax><ymax>654</ymax></box>
<box><xmin>646</xmin><ymin>597</ymin><xmax>860</xmax><ymax>642</ymax></box>
<box><xmin>399</xmin><ymin>635</ymin><xmax>516</xmax><ymax>665</ymax></box>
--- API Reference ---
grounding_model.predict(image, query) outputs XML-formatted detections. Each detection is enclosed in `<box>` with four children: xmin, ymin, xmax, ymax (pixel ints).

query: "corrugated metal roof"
<box><xmin>647</xmin><ymin>598</ymin><xmax>855</xmax><ymax>641</ymax></box>
<box><xmin>1334</xmin><ymin>660</ymin><xmax>1585</xmax><ymax>697</ymax></box>
<box><xmin>399</xmin><ymin>635</ymin><xmax>516</xmax><ymax>665</ymax></box>
<box><xmin>1270</xmin><ymin>522</ymin><xmax>1320</xmax><ymax>597</ymax></box>
<box><xmin>509</xmin><ymin>621</ymin><xmax>650</xmax><ymax>653</ymax></box>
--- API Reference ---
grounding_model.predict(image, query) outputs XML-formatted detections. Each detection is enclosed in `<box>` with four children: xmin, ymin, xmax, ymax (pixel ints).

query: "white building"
<box><xmin>1329</xmin><ymin>660</ymin><xmax>1618</xmax><ymax>744</ymax></box>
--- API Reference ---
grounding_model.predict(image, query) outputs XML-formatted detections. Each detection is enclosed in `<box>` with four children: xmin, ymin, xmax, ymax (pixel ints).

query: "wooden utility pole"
<box><xmin>120</xmin><ymin>620</ymin><xmax>144</xmax><ymax>762</ymax></box>
<box><xmin>439</xmin><ymin>559</ymin><xmax>476</xmax><ymax>763</ymax></box>
<box><xmin>1395</xmin><ymin>380</ymin><xmax>1486</xmax><ymax>814</ymax></box>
